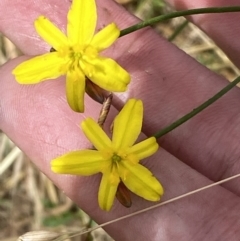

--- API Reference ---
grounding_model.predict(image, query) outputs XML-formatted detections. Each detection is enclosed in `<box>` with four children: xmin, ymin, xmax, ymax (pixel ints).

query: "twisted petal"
<box><xmin>51</xmin><ymin>150</ymin><xmax>108</xmax><ymax>175</ymax></box>
<box><xmin>81</xmin><ymin>118</ymin><xmax>112</xmax><ymax>151</ymax></box>
<box><xmin>66</xmin><ymin>70</ymin><xmax>85</xmax><ymax>112</ymax></box>
<box><xmin>91</xmin><ymin>23</ymin><xmax>120</xmax><ymax>51</ymax></box>
<box><xmin>67</xmin><ymin>0</ymin><xmax>96</xmax><ymax>45</ymax></box>
<box><xmin>112</xmin><ymin>99</ymin><xmax>143</xmax><ymax>150</ymax></box>
<box><xmin>13</xmin><ymin>52</ymin><xmax>65</xmax><ymax>84</ymax></box>
<box><xmin>120</xmin><ymin>162</ymin><xmax>164</xmax><ymax>201</ymax></box>
<box><xmin>82</xmin><ymin>56</ymin><xmax>130</xmax><ymax>92</ymax></box>
<box><xmin>85</xmin><ymin>79</ymin><xmax>106</xmax><ymax>104</ymax></box>
<box><xmin>98</xmin><ymin>169</ymin><xmax>120</xmax><ymax>211</ymax></box>
<box><xmin>128</xmin><ymin>137</ymin><xmax>159</xmax><ymax>160</ymax></box>
<box><xmin>35</xmin><ymin>16</ymin><xmax>68</xmax><ymax>51</ymax></box>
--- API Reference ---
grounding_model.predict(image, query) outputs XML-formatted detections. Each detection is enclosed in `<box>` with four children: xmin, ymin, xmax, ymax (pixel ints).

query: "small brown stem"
<box><xmin>97</xmin><ymin>93</ymin><xmax>113</xmax><ymax>128</ymax></box>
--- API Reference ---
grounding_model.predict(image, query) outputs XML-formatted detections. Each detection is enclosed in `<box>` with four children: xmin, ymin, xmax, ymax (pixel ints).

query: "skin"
<box><xmin>1</xmin><ymin>0</ymin><xmax>240</xmax><ymax>240</ymax></box>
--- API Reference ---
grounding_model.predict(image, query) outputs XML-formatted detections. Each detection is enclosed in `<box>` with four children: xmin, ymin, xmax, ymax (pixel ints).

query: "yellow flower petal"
<box><xmin>82</xmin><ymin>56</ymin><xmax>130</xmax><ymax>92</ymax></box>
<box><xmin>67</xmin><ymin>0</ymin><xmax>96</xmax><ymax>45</ymax></box>
<box><xmin>35</xmin><ymin>16</ymin><xmax>68</xmax><ymax>51</ymax></box>
<box><xmin>66</xmin><ymin>70</ymin><xmax>85</xmax><ymax>112</ymax></box>
<box><xmin>51</xmin><ymin>150</ymin><xmax>108</xmax><ymax>175</ymax></box>
<box><xmin>91</xmin><ymin>23</ymin><xmax>120</xmax><ymax>51</ymax></box>
<box><xmin>13</xmin><ymin>52</ymin><xmax>65</xmax><ymax>84</ymax></box>
<box><xmin>81</xmin><ymin>118</ymin><xmax>112</xmax><ymax>150</ymax></box>
<box><xmin>98</xmin><ymin>170</ymin><xmax>120</xmax><ymax>211</ymax></box>
<box><xmin>120</xmin><ymin>162</ymin><xmax>164</xmax><ymax>201</ymax></box>
<box><xmin>128</xmin><ymin>137</ymin><xmax>159</xmax><ymax>160</ymax></box>
<box><xmin>112</xmin><ymin>99</ymin><xmax>143</xmax><ymax>150</ymax></box>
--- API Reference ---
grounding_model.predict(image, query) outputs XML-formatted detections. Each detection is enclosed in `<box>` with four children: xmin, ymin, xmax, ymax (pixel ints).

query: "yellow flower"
<box><xmin>12</xmin><ymin>0</ymin><xmax>130</xmax><ymax>112</ymax></box>
<box><xmin>51</xmin><ymin>99</ymin><xmax>164</xmax><ymax>211</ymax></box>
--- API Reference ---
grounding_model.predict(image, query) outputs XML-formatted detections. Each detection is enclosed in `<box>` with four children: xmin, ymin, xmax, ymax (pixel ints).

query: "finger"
<box><xmin>1</xmin><ymin>59</ymin><xmax>240</xmax><ymax>240</ymax></box>
<box><xmin>167</xmin><ymin>0</ymin><xmax>240</xmax><ymax>68</ymax></box>
<box><xmin>1</xmin><ymin>1</ymin><xmax>240</xmax><ymax>196</ymax></box>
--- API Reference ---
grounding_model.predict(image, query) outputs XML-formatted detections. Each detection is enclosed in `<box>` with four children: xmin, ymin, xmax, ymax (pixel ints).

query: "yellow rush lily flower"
<box><xmin>51</xmin><ymin>99</ymin><xmax>164</xmax><ymax>211</ymax></box>
<box><xmin>12</xmin><ymin>0</ymin><xmax>130</xmax><ymax>112</ymax></box>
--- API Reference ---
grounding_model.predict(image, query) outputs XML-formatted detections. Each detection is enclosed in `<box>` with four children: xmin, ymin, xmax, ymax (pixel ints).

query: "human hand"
<box><xmin>1</xmin><ymin>0</ymin><xmax>240</xmax><ymax>240</ymax></box>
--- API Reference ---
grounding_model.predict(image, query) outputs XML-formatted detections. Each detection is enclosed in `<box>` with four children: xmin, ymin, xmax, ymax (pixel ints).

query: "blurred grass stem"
<box><xmin>168</xmin><ymin>19</ymin><xmax>188</xmax><ymax>41</ymax></box>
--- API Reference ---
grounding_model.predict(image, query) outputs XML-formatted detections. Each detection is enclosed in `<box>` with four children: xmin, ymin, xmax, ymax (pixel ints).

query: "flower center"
<box><xmin>61</xmin><ymin>45</ymin><xmax>98</xmax><ymax>75</ymax></box>
<box><xmin>67</xmin><ymin>46</ymin><xmax>84</xmax><ymax>70</ymax></box>
<box><xmin>111</xmin><ymin>153</ymin><xmax>122</xmax><ymax>163</ymax></box>
<box><xmin>69</xmin><ymin>48</ymin><xmax>83</xmax><ymax>60</ymax></box>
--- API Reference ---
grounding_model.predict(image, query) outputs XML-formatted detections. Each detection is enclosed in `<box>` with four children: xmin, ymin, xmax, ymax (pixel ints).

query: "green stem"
<box><xmin>154</xmin><ymin>76</ymin><xmax>240</xmax><ymax>139</ymax></box>
<box><xmin>120</xmin><ymin>6</ymin><xmax>240</xmax><ymax>37</ymax></box>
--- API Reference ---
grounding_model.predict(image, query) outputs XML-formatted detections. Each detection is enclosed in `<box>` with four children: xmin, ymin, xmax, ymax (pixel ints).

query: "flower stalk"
<box><xmin>154</xmin><ymin>76</ymin><xmax>240</xmax><ymax>139</ymax></box>
<box><xmin>120</xmin><ymin>6</ymin><xmax>240</xmax><ymax>37</ymax></box>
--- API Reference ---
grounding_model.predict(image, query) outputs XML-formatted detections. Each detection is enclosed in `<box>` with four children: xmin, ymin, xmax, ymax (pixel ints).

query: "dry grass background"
<box><xmin>0</xmin><ymin>0</ymin><xmax>239</xmax><ymax>240</ymax></box>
